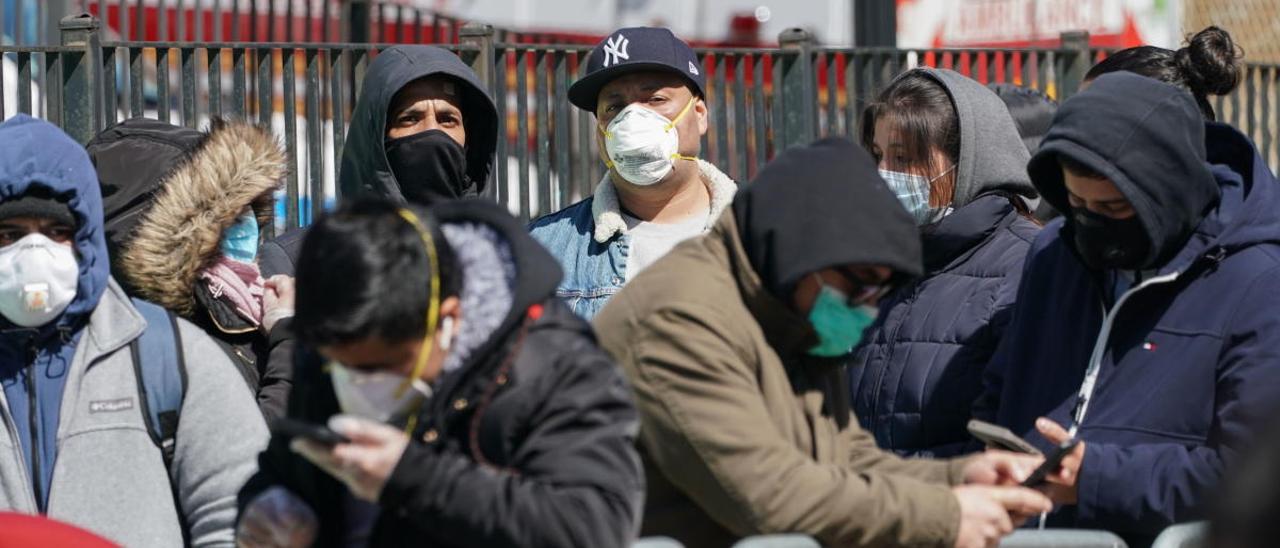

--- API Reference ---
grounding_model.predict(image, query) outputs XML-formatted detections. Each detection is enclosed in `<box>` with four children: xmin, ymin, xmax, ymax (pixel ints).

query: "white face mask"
<box><xmin>878</xmin><ymin>165</ymin><xmax>956</xmax><ymax>225</ymax></box>
<box><xmin>329</xmin><ymin>362</ymin><xmax>434</xmax><ymax>425</ymax></box>
<box><xmin>0</xmin><ymin>233</ymin><xmax>78</xmax><ymax>328</ymax></box>
<box><xmin>600</xmin><ymin>99</ymin><xmax>697</xmax><ymax>186</ymax></box>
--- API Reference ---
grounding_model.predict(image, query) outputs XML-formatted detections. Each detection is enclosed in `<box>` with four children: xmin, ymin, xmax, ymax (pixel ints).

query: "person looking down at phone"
<box><xmin>594</xmin><ymin>138</ymin><xmax>1051</xmax><ymax>548</ymax></box>
<box><xmin>236</xmin><ymin>199</ymin><xmax>643</xmax><ymax>548</ymax></box>
<box><xmin>973</xmin><ymin>71</ymin><xmax>1280</xmax><ymax>546</ymax></box>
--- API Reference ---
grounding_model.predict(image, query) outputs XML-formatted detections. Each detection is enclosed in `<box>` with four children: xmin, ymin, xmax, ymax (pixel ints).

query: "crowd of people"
<box><xmin>0</xmin><ymin>20</ymin><xmax>1275</xmax><ymax>548</ymax></box>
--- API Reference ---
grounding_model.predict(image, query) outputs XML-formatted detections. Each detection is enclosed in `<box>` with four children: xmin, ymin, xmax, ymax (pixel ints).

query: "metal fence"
<box><xmin>5</xmin><ymin>1</ymin><xmax>586</xmax><ymax>45</ymax></box>
<box><xmin>3</xmin><ymin>14</ymin><xmax>1280</xmax><ymax>232</ymax></box>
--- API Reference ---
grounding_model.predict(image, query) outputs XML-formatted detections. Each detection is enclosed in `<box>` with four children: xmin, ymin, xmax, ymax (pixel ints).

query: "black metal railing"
<box><xmin>65</xmin><ymin>0</ymin><xmax>566</xmax><ymax>46</ymax></box>
<box><xmin>4</xmin><ymin>15</ymin><xmax>1279</xmax><ymax>230</ymax></box>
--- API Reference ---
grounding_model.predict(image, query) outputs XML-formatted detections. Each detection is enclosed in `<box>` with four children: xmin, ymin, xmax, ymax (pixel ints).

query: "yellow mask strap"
<box><xmin>597</xmin><ymin>137</ymin><xmax>615</xmax><ymax>170</ymax></box>
<box><xmin>666</xmin><ymin>99</ymin><xmax>699</xmax><ymax>163</ymax></box>
<box><xmin>597</xmin><ymin>98</ymin><xmax>700</xmax><ymax>170</ymax></box>
<box><xmin>395</xmin><ymin>208</ymin><xmax>441</xmax><ymax>401</ymax></box>
<box><xmin>663</xmin><ymin>97</ymin><xmax>697</xmax><ymax>131</ymax></box>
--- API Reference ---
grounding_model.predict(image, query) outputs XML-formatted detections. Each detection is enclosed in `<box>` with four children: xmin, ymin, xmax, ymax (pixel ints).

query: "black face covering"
<box><xmin>1070</xmin><ymin>207</ymin><xmax>1152</xmax><ymax>270</ymax></box>
<box><xmin>383</xmin><ymin>129</ymin><xmax>469</xmax><ymax>203</ymax></box>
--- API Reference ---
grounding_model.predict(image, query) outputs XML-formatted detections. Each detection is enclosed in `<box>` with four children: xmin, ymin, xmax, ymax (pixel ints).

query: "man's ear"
<box><xmin>695</xmin><ymin>97</ymin><xmax>709</xmax><ymax>136</ymax></box>
<box><xmin>439</xmin><ymin>295</ymin><xmax>461</xmax><ymax>320</ymax></box>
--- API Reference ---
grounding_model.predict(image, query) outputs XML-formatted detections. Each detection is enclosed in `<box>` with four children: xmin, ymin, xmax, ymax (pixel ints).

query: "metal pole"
<box><xmin>854</xmin><ymin>0</ymin><xmax>896</xmax><ymax>47</ymax></box>
<box><xmin>778</xmin><ymin>27</ymin><xmax>818</xmax><ymax>148</ymax></box>
<box><xmin>346</xmin><ymin>0</ymin><xmax>370</xmax><ymax>43</ymax></box>
<box><xmin>1059</xmin><ymin>30</ymin><xmax>1090</xmax><ymax>100</ymax></box>
<box><xmin>459</xmin><ymin>23</ymin><xmax>496</xmax><ymax>94</ymax></box>
<box><xmin>59</xmin><ymin>13</ymin><xmax>103</xmax><ymax>143</ymax></box>
<box><xmin>460</xmin><ymin>23</ymin><xmax>496</xmax><ymax>197</ymax></box>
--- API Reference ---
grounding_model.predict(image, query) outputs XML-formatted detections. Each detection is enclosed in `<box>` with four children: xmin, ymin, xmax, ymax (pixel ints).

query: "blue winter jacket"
<box><xmin>849</xmin><ymin>67</ymin><xmax>1040</xmax><ymax>457</ymax></box>
<box><xmin>0</xmin><ymin>115</ymin><xmax>111</xmax><ymax>511</ymax></box>
<box><xmin>528</xmin><ymin>160</ymin><xmax>736</xmax><ymax>320</ymax></box>
<box><xmin>975</xmin><ymin>73</ymin><xmax>1280</xmax><ymax>545</ymax></box>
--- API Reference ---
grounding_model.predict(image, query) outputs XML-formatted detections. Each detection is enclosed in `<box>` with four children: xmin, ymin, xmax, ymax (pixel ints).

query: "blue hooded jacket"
<box><xmin>975</xmin><ymin>73</ymin><xmax>1280</xmax><ymax>545</ymax></box>
<box><xmin>0</xmin><ymin>115</ymin><xmax>110</xmax><ymax>511</ymax></box>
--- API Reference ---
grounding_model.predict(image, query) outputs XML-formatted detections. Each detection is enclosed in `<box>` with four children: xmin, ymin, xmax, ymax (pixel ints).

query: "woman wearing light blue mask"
<box><xmin>88</xmin><ymin>118</ymin><xmax>297</xmax><ymax>423</ymax></box>
<box><xmin>849</xmin><ymin>67</ymin><xmax>1043</xmax><ymax>458</ymax></box>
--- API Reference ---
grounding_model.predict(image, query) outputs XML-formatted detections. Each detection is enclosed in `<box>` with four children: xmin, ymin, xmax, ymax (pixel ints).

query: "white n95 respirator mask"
<box><xmin>600</xmin><ymin>99</ymin><xmax>698</xmax><ymax>186</ymax></box>
<box><xmin>329</xmin><ymin>363</ymin><xmax>434</xmax><ymax>425</ymax></box>
<box><xmin>0</xmin><ymin>233</ymin><xmax>79</xmax><ymax>328</ymax></box>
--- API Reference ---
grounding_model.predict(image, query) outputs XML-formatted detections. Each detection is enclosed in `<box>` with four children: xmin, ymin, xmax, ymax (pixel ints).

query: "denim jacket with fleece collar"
<box><xmin>528</xmin><ymin>160</ymin><xmax>737</xmax><ymax>320</ymax></box>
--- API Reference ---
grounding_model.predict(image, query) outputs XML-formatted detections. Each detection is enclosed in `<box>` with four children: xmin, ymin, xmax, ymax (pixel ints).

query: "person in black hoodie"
<box><xmin>974</xmin><ymin>71</ymin><xmax>1280</xmax><ymax>546</ymax></box>
<box><xmin>237</xmin><ymin>199</ymin><xmax>643</xmax><ymax>547</ymax></box>
<box><xmin>88</xmin><ymin>118</ymin><xmax>296</xmax><ymax>422</ymax></box>
<box><xmin>258</xmin><ymin>45</ymin><xmax>499</xmax><ymax>278</ymax></box>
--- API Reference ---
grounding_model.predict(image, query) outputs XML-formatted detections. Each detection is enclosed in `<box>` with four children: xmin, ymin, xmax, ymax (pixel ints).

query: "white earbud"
<box><xmin>439</xmin><ymin>316</ymin><xmax>455</xmax><ymax>352</ymax></box>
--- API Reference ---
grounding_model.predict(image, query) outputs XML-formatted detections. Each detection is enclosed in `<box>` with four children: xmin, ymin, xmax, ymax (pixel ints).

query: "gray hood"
<box><xmin>438</xmin><ymin>221</ymin><xmax>517</xmax><ymax>375</ymax></box>
<box><xmin>916</xmin><ymin>68</ymin><xmax>1037</xmax><ymax>207</ymax></box>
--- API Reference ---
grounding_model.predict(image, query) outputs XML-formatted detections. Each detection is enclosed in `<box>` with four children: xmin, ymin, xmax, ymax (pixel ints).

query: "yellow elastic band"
<box><xmin>395</xmin><ymin>208</ymin><xmax>441</xmax><ymax>401</ymax></box>
<box><xmin>598</xmin><ymin>98</ymin><xmax>700</xmax><ymax>170</ymax></box>
<box><xmin>663</xmin><ymin>97</ymin><xmax>697</xmax><ymax>131</ymax></box>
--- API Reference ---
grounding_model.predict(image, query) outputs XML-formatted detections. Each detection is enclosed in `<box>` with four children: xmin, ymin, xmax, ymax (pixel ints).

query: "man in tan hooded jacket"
<box><xmin>595</xmin><ymin>138</ymin><xmax>1051</xmax><ymax>548</ymax></box>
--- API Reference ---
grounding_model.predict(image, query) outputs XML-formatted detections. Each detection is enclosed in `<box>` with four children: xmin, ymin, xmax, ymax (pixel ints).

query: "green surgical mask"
<box><xmin>807</xmin><ymin>281</ymin><xmax>879</xmax><ymax>357</ymax></box>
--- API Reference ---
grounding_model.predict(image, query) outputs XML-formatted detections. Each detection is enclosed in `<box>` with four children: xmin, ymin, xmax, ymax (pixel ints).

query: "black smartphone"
<box><xmin>967</xmin><ymin>419</ymin><xmax>1042</xmax><ymax>455</ymax></box>
<box><xmin>1021</xmin><ymin>439</ymin><xmax>1081</xmax><ymax>487</ymax></box>
<box><xmin>271</xmin><ymin>418</ymin><xmax>351</xmax><ymax>446</ymax></box>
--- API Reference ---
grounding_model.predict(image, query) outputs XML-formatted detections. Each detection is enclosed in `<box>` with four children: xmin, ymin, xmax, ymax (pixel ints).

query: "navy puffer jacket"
<box><xmin>850</xmin><ymin>195</ymin><xmax>1038</xmax><ymax>456</ymax></box>
<box><xmin>975</xmin><ymin>73</ymin><xmax>1280</xmax><ymax>547</ymax></box>
<box><xmin>849</xmin><ymin>67</ymin><xmax>1040</xmax><ymax>456</ymax></box>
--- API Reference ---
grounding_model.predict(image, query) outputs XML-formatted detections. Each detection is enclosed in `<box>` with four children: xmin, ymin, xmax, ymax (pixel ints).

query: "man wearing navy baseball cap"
<box><xmin>529</xmin><ymin>27</ymin><xmax>737</xmax><ymax>321</ymax></box>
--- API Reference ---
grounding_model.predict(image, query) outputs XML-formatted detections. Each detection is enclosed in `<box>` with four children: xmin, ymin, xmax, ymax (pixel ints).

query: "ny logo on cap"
<box><xmin>603</xmin><ymin>34</ymin><xmax>630</xmax><ymax>67</ymax></box>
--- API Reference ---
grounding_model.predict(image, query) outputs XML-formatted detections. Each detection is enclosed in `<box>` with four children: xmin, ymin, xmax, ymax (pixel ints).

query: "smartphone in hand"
<box><xmin>967</xmin><ymin>419</ymin><xmax>1042</xmax><ymax>455</ymax></box>
<box><xmin>1021</xmin><ymin>439</ymin><xmax>1080</xmax><ymax>487</ymax></box>
<box><xmin>271</xmin><ymin>418</ymin><xmax>351</xmax><ymax>446</ymax></box>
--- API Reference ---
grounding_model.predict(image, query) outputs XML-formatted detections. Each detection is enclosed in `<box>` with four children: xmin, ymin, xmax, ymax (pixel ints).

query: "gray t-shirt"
<box><xmin>623</xmin><ymin>211</ymin><xmax>708</xmax><ymax>281</ymax></box>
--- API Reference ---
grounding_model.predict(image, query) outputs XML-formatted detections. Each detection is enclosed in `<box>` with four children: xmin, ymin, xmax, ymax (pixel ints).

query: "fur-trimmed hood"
<box><xmin>89</xmin><ymin>118</ymin><xmax>287</xmax><ymax>317</ymax></box>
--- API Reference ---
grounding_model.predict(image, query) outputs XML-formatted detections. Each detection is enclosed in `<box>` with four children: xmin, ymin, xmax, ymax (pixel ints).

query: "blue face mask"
<box><xmin>807</xmin><ymin>281</ymin><xmax>879</xmax><ymax>357</ymax></box>
<box><xmin>221</xmin><ymin>211</ymin><xmax>260</xmax><ymax>263</ymax></box>
<box><xmin>878</xmin><ymin>166</ymin><xmax>955</xmax><ymax>225</ymax></box>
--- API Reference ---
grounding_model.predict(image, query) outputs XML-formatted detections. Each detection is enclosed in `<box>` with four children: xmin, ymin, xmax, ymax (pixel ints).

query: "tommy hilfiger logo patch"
<box><xmin>89</xmin><ymin>398</ymin><xmax>135</xmax><ymax>413</ymax></box>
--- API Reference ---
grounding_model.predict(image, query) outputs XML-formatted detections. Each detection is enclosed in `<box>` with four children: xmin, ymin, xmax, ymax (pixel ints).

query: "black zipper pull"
<box><xmin>1206</xmin><ymin>246</ymin><xmax>1227</xmax><ymax>272</ymax></box>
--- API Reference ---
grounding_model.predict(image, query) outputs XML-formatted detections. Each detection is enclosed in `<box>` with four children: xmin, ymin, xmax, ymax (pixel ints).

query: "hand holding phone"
<box><xmin>272</xmin><ymin>418</ymin><xmax>351</xmax><ymax>446</ymax></box>
<box><xmin>967</xmin><ymin>419</ymin><xmax>1042</xmax><ymax>455</ymax></box>
<box><xmin>1021</xmin><ymin>439</ymin><xmax>1080</xmax><ymax>487</ymax></box>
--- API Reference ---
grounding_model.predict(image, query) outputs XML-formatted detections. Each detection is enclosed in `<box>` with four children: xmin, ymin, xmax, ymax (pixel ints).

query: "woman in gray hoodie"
<box><xmin>848</xmin><ymin>67</ymin><xmax>1042</xmax><ymax>457</ymax></box>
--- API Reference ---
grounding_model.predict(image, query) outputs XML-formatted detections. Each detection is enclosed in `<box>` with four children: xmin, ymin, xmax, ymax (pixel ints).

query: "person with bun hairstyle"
<box><xmin>973</xmin><ymin>65</ymin><xmax>1280</xmax><ymax>546</ymax></box>
<box><xmin>1084</xmin><ymin>25</ymin><xmax>1242</xmax><ymax>120</ymax></box>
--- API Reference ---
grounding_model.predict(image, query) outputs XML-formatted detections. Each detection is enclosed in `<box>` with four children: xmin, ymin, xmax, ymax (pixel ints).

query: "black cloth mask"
<box><xmin>384</xmin><ymin>129</ymin><xmax>469</xmax><ymax>203</ymax></box>
<box><xmin>1071</xmin><ymin>207</ymin><xmax>1152</xmax><ymax>270</ymax></box>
